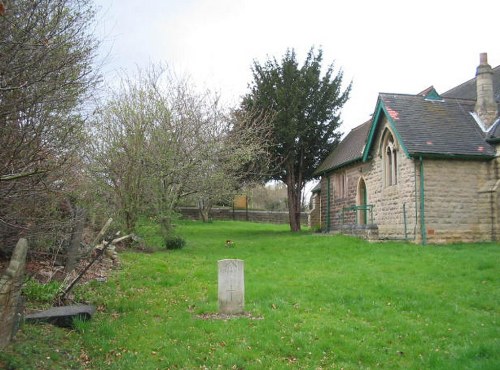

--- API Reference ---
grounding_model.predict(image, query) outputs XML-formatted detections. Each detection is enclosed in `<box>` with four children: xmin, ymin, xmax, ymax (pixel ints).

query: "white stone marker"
<box><xmin>218</xmin><ymin>259</ymin><xmax>244</xmax><ymax>314</ymax></box>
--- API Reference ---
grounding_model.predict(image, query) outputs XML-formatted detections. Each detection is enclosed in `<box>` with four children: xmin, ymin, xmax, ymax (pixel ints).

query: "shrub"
<box><xmin>164</xmin><ymin>236</ymin><xmax>186</xmax><ymax>250</ymax></box>
<box><xmin>311</xmin><ymin>225</ymin><xmax>322</xmax><ymax>233</ymax></box>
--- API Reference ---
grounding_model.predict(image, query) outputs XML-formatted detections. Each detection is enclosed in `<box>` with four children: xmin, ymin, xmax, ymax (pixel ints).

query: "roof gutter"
<box><xmin>314</xmin><ymin>157</ymin><xmax>363</xmax><ymax>177</ymax></box>
<box><xmin>410</xmin><ymin>152</ymin><xmax>495</xmax><ymax>160</ymax></box>
<box><xmin>486</xmin><ymin>137</ymin><xmax>500</xmax><ymax>144</ymax></box>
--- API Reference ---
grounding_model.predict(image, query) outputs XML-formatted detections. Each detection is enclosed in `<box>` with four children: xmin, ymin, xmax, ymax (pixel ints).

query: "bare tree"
<box><xmin>87</xmin><ymin>65</ymin><xmax>271</xmax><ymax>237</ymax></box>
<box><xmin>86</xmin><ymin>67</ymin><xmax>201</xmax><ymax>234</ymax></box>
<box><xmin>86</xmin><ymin>72</ymin><xmax>157</xmax><ymax>232</ymax></box>
<box><xmin>190</xmin><ymin>107</ymin><xmax>272</xmax><ymax>222</ymax></box>
<box><xmin>0</xmin><ymin>0</ymin><xmax>100</xmax><ymax>254</ymax></box>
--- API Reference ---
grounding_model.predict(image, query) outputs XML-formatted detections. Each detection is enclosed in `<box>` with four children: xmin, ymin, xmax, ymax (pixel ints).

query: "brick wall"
<box><xmin>319</xmin><ymin>169</ymin><xmax>363</xmax><ymax>232</ymax></box>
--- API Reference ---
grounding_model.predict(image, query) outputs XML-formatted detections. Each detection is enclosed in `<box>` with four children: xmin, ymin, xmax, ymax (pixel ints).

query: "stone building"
<box><xmin>313</xmin><ymin>53</ymin><xmax>500</xmax><ymax>244</ymax></box>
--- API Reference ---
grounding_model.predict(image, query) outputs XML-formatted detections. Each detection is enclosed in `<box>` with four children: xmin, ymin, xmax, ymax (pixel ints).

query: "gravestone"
<box><xmin>218</xmin><ymin>259</ymin><xmax>244</xmax><ymax>314</ymax></box>
<box><xmin>0</xmin><ymin>238</ymin><xmax>28</xmax><ymax>349</ymax></box>
<box><xmin>25</xmin><ymin>304</ymin><xmax>96</xmax><ymax>328</ymax></box>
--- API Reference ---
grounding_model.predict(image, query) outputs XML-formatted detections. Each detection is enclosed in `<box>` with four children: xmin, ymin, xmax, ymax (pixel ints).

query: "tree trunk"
<box><xmin>199</xmin><ymin>208</ymin><xmax>210</xmax><ymax>223</ymax></box>
<box><xmin>125</xmin><ymin>210</ymin><xmax>136</xmax><ymax>233</ymax></box>
<box><xmin>286</xmin><ymin>176</ymin><xmax>302</xmax><ymax>232</ymax></box>
<box><xmin>65</xmin><ymin>206</ymin><xmax>86</xmax><ymax>273</ymax></box>
<box><xmin>198</xmin><ymin>199</ymin><xmax>211</xmax><ymax>223</ymax></box>
<box><xmin>159</xmin><ymin>214</ymin><xmax>173</xmax><ymax>241</ymax></box>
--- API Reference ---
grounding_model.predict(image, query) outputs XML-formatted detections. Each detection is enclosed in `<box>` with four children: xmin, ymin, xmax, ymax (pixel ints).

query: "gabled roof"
<box><xmin>314</xmin><ymin>120</ymin><xmax>371</xmax><ymax>175</ymax></box>
<box><xmin>315</xmin><ymin>61</ymin><xmax>500</xmax><ymax>175</ymax></box>
<box><xmin>362</xmin><ymin>93</ymin><xmax>497</xmax><ymax>160</ymax></box>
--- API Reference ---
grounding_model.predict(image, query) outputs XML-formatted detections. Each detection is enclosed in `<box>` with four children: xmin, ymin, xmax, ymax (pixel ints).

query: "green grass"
<box><xmin>0</xmin><ymin>323</ymin><xmax>85</xmax><ymax>370</ymax></box>
<box><xmin>3</xmin><ymin>220</ymin><xmax>499</xmax><ymax>369</ymax></box>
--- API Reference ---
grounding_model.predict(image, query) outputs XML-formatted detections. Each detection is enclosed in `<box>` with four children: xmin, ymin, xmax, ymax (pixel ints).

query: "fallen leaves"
<box><xmin>79</xmin><ymin>349</ymin><xmax>90</xmax><ymax>366</ymax></box>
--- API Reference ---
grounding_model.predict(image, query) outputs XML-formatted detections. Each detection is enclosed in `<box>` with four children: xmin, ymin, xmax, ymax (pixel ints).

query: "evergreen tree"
<box><xmin>241</xmin><ymin>47</ymin><xmax>351</xmax><ymax>231</ymax></box>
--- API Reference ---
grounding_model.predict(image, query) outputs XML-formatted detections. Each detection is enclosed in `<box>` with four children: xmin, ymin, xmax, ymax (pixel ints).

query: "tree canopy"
<box><xmin>241</xmin><ymin>47</ymin><xmax>351</xmax><ymax>231</ymax></box>
<box><xmin>0</xmin><ymin>0</ymin><xmax>100</xmax><ymax>253</ymax></box>
<box><xmin>86</xmin><ymin>66</ymin><xmax>270</xmax><ymax>238</ymax></box>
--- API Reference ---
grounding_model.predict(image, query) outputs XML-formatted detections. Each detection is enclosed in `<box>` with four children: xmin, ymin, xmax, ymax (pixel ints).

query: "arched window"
<box><xmin>383</xmin><ymin>132</ymin><xmax>398</xmax><ymax>186</ymax></box>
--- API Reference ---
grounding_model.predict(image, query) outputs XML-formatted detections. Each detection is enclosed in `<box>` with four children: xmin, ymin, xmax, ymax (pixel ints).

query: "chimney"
<box><xmin>475</xmin><ymin>52</ymin><xmax>498</xmax><ymax>129</ymax></box>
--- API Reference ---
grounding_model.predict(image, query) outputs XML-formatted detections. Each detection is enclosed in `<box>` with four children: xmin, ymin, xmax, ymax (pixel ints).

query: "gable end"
<box><xmin>362</xmin><ymin>99</ymin><xmax>411</xmax><ymax>162</ymax></box>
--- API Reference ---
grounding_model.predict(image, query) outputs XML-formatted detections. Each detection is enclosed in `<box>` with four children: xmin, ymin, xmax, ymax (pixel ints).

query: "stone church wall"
<box><xmin>361</xmin><ymin>120</ymin><xmax>419</xmax><ymax>241</ymax></box>
<box><xmin>319</xmin><ymin>119</ymin><xmax>498</xmax><ymax>243</ymax></box>
<box><xmin>422</xmin><ymin>159</ymin><xmax>494</xmax><ymax>243</ymax></box>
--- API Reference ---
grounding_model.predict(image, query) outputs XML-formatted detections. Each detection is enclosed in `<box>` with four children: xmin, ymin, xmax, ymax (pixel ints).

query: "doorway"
<box><xmin>357</xmin><ymin>178</ymin><xmax>367</xmax><ymax>225</ymax></box>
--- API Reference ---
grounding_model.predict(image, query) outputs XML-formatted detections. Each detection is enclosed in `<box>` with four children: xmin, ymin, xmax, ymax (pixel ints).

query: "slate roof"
<box><xmin>374</xmin><ymin>93</ymin><xmax>497</xmax><ymax>158</ymax></box>
<box><xmin>487</xmin><ymin>120</ymin><xmax>500</xmax><ymax>143</ymax></box>
<box><xmin>442</xmin><ymin>65</ymin><xmax>500</xmax><ymax>102</ymax></box>
<box><xmin>314</xmin><ymin>120</ymin><xmax>371</xmax><ymax>175</ymax></box>
<box><xmin>315</xmin><ymin>62</ymin><xmax>500</xmax><ymax>174</ymax></box>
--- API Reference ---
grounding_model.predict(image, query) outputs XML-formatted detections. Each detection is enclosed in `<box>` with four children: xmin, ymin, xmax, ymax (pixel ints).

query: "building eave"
<box><xmin>315</xmin><ymin>157</ymin><xmax>363</xmax><ymax>177</ymax></box>
<box><xmin>409</xmin><ymin>152</ymin><xmax>495</xmax><ymax>160</ymax></box>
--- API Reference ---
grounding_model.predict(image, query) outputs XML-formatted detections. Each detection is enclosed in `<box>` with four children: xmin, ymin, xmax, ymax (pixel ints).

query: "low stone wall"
<box><xmin>340</xmin><ymin>224</ymin><xmax>379</xmax><ymax>241</ymax></box>
<box><xmin>178</xmin><ymin>207</ymin><xmax>308</xmax><ymax>225</ymax></box>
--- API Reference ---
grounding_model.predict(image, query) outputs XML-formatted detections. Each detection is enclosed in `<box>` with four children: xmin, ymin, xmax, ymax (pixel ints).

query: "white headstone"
<box><xmin>218</xmin><ymin>259</ymin><xmax>244</xmax><ymax>314</ymax></box>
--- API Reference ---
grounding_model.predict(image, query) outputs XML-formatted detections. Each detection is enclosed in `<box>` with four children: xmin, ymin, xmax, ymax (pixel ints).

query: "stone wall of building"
<box><xmin>353</xmin><ymin>120</ymin><xmax>499</xmax><ymax>243</ymax></box>
<box><xmin>422</xmin><ymin>159</ymin><xmax>496</xmax><ymax>243</ymax></box>
<box><xmin>493</xmin><ymin>150</ymin><xmax>500</xmax><ymax>241</ymax></box>
<box><xmin>319</xmin><ymin>166</ymin><xmax>363</xmax><ymax>232</ymax></box>
<box><xmin>308</xmin><ymin>193</ymin><xmax>321</xmax><ymax>229</ymax></box>
<box><xmin>320</xmin><ymin>120</ymin><xmax>419</xmax><ymax>241</ymax></box>
<box><xmin>318</xmin><ymin>177</ymin><xmax>329</xmax><ymax>230</ymax></box>
<box><xmin>363</xmin><ymin>121</ymin><xmax>419</xmax><ymax>241</ymax></box>
<box><xmin>319</xmin><ymin>117</ymin><xmax>499</xmax><ymax>243</ymax></box>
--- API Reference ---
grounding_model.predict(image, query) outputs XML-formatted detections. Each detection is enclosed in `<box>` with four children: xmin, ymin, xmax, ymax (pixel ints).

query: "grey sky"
<box><xmin>94</xmin><ymin>0</ymin><xmax>498</xmax><ymax>134</ymax></box>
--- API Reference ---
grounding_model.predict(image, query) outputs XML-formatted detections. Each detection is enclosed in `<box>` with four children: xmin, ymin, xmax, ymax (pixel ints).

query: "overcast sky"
<box><xmin>93</xmin><ymin>0</ymin><xmax>498</xmax><ymax>134</ymax></box>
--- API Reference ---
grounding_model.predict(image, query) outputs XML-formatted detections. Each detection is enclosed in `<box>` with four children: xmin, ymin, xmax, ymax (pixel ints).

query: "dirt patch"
<box><xmin>25</xmin><ymin>255</ymin><xmax>116</xmax><ymax>285</ymax></box>
<box><xmin>196</xmin><ymin>312</ymin><xmax>264</xmax><ymax>321</ymax></box>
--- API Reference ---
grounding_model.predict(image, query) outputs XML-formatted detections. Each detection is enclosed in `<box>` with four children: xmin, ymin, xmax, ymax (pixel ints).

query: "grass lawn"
<box><xmin>2</xmin><ymin>220</ymin><xmax>499</xmax><ymax>369</ymax></box>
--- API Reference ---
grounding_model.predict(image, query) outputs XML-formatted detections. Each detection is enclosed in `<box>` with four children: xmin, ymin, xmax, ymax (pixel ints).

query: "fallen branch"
<box><xmin>111</xmin><ymin>234</ymin><xmax>133</xmax><ymax>245</ymax></box>
<box><xmin>55</xmin><ymin>244</ymin><xmax>107</xmax><ymax>306</ymax></box>
<box><xmin>55</xmin><ymin>218</ymin><xmax>117</xmax><ymax>305</ymax></box>
<box><xmin>90</xmin><ymin>218</ymin><xmax>113</xmax><ymax>247</ymax></box>
<box><xmin>55</xmin><ymin>232</ymin><xmax>134</xmax><ymax>305</ymax></box>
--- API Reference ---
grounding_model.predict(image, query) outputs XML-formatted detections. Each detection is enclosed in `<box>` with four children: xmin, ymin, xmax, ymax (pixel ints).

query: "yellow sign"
<box><xmin>233</xmin><ymin>195</ymin><xmax>247</xmax><ymax>209</ymax></box>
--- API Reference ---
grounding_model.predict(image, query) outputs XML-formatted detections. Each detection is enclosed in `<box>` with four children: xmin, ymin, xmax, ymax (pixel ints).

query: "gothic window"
<box><xmin>383</xmin><ymin>132</ymin><xmax>398</xmax><ymax>186</ymax></box>
<box><xmin>335</xmin><ymin>171</ymin><xmax>347</xmax><ymax>198</ymax></box>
